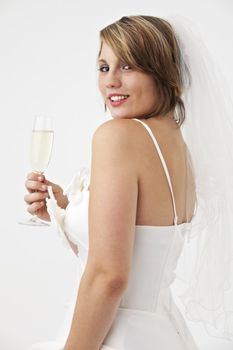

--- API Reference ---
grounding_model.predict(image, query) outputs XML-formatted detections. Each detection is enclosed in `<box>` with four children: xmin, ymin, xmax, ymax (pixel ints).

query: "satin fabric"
<box><xmin>28</xmin><ymin>119</ymin><xmax>199</xmax><ymax>350</ymax></box>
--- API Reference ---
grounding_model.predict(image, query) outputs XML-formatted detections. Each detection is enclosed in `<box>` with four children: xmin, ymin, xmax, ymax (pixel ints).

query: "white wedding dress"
<box><xmin>28</xmin><ymin>118</ymin><xmax>199</xmax><ymax>350</ymax></box>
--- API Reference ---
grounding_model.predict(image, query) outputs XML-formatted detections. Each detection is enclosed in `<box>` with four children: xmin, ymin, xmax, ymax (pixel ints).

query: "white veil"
<box><xmin>167</xmin><ymin>14</ymin><xmax>233</xmax><ymax>341</ymax></box>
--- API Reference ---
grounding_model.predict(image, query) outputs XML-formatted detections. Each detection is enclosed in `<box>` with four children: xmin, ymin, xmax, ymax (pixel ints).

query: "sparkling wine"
<box><xmin>30</xmin><ymin>130</ymin><xmax>54</xmax><ymax>173</ymax></box>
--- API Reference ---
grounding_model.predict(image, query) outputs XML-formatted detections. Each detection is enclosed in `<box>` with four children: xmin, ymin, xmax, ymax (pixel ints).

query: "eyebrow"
<box><xmin>98</xmin><ymin>58</ymin><xmax>107</xmax><ymax>64</ymax></box>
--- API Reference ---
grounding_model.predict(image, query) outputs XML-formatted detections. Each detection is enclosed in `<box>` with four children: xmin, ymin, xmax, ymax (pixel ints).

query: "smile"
<box><xmin>109</xmin><ymin>95</ymin><xmax>129</xmax><ymax>102</ymax></box>
<box><xmin>108</xmin><ymin>95</ymin><xmax>129</xmax><ymax>107</ymax></box>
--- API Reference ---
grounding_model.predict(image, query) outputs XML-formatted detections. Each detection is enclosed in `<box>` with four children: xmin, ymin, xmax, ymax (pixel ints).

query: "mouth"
<box><xmin>108</xmin><ymin>94</ymin><xmax>130</xmax><ymax>107</ymax></box>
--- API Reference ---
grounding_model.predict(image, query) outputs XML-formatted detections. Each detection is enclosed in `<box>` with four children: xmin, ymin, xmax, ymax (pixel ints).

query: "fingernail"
<box><xmin>38</xmin><ymin>176</ymin><xmax>43</xmax><ymax>181</ymax></box>
<box><xmin>42</xmin><ymin>185</ymin><xmax>47</xmax><ymax>190</ymax></box>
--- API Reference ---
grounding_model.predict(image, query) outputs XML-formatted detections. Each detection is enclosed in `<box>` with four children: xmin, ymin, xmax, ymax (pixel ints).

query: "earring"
<box><xmin>174</xmin><ymin>106</ymin><xmax>180</xmax><ymax>124</ymax></box>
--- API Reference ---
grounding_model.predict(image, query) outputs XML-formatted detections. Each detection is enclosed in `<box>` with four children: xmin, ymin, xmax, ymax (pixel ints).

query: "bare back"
<box><xmin>132</xmin><ymin>115</ymin><xmax>196</xmax><ymax>226</ymax></box>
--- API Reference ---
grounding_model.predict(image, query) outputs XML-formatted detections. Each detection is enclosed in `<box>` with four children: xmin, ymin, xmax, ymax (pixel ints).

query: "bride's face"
<box><xmin>98</xmin><ymin>41</ymin><xmax>160</xmax><ymax>119</ymax></box>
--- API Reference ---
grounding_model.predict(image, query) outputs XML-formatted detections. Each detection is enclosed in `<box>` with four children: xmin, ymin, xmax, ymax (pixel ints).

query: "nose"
<box><xmin>105</xmin><ymin>70</ymin><xmax>122</xmax><ymax>89</ymax></box>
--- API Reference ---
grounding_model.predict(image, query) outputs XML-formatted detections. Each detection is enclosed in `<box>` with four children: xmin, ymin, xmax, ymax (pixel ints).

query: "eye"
<box><xmin>121</xmin><ymin>63</ymin><xmax>132</xmax><ymax>70</ymax></box>
<box><xmin>98</xmin><ymin>65</ymin><xmax>109</xmax><ymax>72</ymax></box>
<box><xmin>97</xmin><ymin>63</ymin><xmax>132</xmax><ymax>72</ymax></box>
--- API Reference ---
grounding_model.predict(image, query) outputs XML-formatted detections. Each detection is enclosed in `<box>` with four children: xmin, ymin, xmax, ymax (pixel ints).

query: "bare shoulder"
<box><xmin>92</xmin><ymin>118</ymin><xmax>140</xmax><ymax>147</ymax></box>
<box><xmin>87</xmin><ymin>119</ymin><xmax>141</xmax><ymax>280</ymax></box>
<box><xmin>89</xmin><ymin>118</ymin><xmax>141</xmax><ymax>191</ymax></box>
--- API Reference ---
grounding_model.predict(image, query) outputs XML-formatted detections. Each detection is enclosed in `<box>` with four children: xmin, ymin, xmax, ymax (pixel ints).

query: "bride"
<box><xmin>24</xmin><ymin>14</ymin><xmax>233</xmax><ymax>350</ymax></box>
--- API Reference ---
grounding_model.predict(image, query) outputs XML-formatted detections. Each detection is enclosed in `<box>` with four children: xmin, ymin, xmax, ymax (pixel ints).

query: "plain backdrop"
<box><xmin>0</xmin><ymin>0</ymin><xmax>233</xmax><ymax>349</ymax></box>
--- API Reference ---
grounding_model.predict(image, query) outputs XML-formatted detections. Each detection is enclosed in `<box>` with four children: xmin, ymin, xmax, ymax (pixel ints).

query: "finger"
<box><xmin>24</xmin><ymin>191</ymin><xmax>48</xmax><ymax>205</ymax></box>
<box><xmin>43</xmin><ymin>179</ymin><xmax>60</xmax><ymax>193</ymax></box>
<box><xmin>25</xmin><ymin>180</ymin><xmax>48</xmax><ymax>193</ymax></box>
<box><xmin>27</xmin><ymin>201</ymin><xmax>45</xmax><ymax>215</ymax></box>
<box><xmin>27</xmin><ymin>172</ymin><xmax>45</xmax><ymax>181</ymax></box>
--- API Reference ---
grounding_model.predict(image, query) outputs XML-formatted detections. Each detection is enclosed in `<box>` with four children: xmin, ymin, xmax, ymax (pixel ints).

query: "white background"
<box><xmin>0</xmin><ymin>0</ymin><xmax>233</xmax><ymax>349</ymax></box>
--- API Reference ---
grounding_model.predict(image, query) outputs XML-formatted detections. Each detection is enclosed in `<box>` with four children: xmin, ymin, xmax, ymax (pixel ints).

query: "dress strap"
<box><xmin>132</xmin><ymin>118</ymin><xmax>178</xmax><ymax>226</ymax></box>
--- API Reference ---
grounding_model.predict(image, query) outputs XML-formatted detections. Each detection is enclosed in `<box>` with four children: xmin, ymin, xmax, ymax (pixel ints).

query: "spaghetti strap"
<box><xmin>132</xmin><ymin>118</ymin><xmax>178</xmax><ymax>226</ymax></box>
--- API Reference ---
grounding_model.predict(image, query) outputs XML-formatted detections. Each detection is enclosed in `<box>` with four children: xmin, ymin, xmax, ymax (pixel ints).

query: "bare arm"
<box><xmin>64</xmin><ymin>119</ymin><xmax>139</xmax><ymax>350</ymax></box>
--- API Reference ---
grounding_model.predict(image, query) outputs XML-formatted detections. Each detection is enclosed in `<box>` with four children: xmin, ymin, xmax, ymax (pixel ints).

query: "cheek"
<box><xmin>143</xmin><ymin>79</ymin><xmax>159</xmax><ymax>102</ymax></box>
<box><xmin>127</xmin><ymin>75</ymin><xmax>155</xmax><ymax>100</ymax></box>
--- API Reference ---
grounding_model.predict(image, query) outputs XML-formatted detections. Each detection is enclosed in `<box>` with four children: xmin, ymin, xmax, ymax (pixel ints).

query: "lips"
<box><xmin>109</xmin><ymin>94</ymin><xmax>129</xmax><ymax>107</ymax></box>
<box><xmin>108</xmin><ymin>92</ymin><xmax>129</xmax><ymax>98</ymax></box>
<box><xmin>108</xmin><ymin>93</ymin><xmax>130</xmax><ymax>107</ymax></box>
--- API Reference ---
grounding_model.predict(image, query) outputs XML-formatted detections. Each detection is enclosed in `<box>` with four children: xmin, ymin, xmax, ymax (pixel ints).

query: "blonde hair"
<box><xmin>99</xmin><ymin>15</ymin><xmax>189</xmax><ymax>126</ymax></box>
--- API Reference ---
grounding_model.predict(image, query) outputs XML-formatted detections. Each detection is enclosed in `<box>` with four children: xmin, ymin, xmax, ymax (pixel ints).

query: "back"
<box><xmin>131</xmin><ymin>115</ymin><xmax>196</xmax><ymax>226</ymax></box>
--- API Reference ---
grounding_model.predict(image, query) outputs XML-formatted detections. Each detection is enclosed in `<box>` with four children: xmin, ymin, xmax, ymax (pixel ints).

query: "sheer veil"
<box><xmin>167</xmin><ymin>14</ymin><xmax>233</xmax><ymax>341</ymax></box>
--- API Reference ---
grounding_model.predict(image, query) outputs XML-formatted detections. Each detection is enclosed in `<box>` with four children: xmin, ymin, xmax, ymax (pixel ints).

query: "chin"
<box><xmin>110</xmin><ymin>110</ymin><xmax>134</xmax><ymax>120</ymax></box>
<box><xmin>112</xmin><ymin>115</ymin><xmax>129</xmax><ymax>119</ymax></box>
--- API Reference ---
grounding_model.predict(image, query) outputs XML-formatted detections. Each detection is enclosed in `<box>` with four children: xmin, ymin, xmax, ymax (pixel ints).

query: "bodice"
<box><xmin>46</xmin><ymin>168</ymin><xmax>192</xmax><ymax>316</ymax></box>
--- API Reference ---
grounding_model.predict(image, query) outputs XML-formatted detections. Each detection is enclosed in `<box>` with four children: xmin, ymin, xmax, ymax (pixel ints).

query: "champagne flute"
<box><xmin>19</xmin><ymin>115</ymin><xmax>54</xmax><ymax>226</ymax></box>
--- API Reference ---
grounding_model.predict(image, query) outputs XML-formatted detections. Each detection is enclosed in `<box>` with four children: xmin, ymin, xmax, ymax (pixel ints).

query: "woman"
<box><xmin>24</xmin><ymin>15</ymin><xmax>230</xmax><ymax>350</ymax></box>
